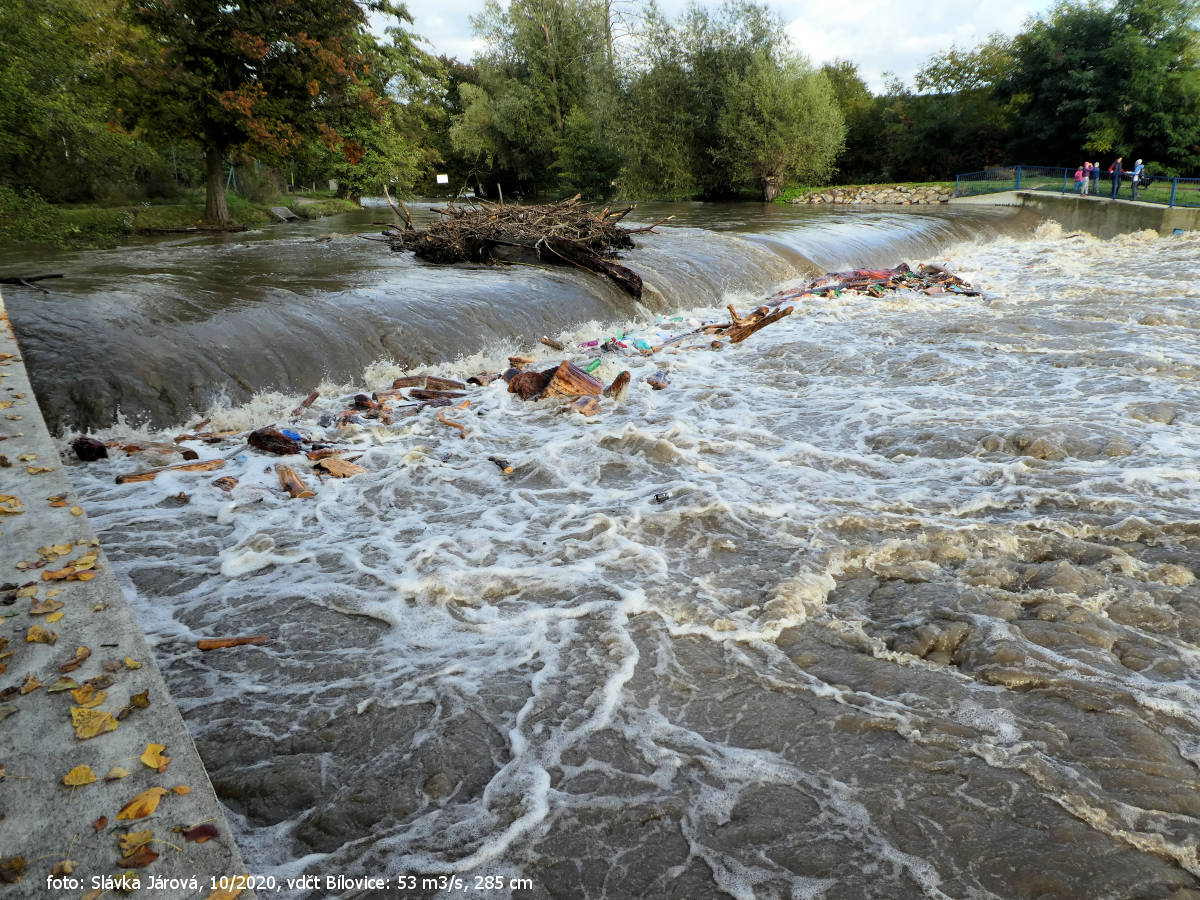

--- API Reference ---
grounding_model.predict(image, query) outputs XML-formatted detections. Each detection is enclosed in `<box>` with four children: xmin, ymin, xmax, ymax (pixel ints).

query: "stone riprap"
<box><xmin>793</xmin><ymin>184</ymin><xmax>952</xmax><ymax>205</ymax></box>
<box><xmin>0</xmin><ymin>290</ymin><xmax>253</xmax><ymax>900</ymax></box>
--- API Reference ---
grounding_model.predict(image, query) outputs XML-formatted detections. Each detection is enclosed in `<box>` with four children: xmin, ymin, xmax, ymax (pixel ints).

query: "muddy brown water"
<box><xmin>11</xmin><ymin>205</ymin><xmax>1200</xmax><ymax>899</ymax></box>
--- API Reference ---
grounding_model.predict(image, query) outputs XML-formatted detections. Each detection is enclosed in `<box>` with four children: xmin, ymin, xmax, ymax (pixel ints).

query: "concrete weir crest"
<box><xmin>0</xmin><ymin>289</ymin><xmax>254</xmax><ymax>899</ymax></box>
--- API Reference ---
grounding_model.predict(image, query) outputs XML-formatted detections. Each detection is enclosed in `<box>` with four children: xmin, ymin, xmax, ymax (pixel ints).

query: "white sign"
<box><xmin>436</xmin><ymin>174</ymin><xmax>449</xmax><ymax>185</ymax></box>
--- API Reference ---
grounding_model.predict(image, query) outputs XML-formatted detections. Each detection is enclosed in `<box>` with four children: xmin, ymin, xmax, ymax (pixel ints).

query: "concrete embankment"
<box><xmin>0</xmin><ymin>290</ymin><xmax>253</xmax><ymax>898</ymax></box>
<box><xmin>951</xmin><ymin>190</ymin><xmax>1200</xmax><ymax>238</ymax></box>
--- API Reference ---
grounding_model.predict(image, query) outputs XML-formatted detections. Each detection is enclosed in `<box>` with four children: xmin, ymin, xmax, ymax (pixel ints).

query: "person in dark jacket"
<box><xmin>1110</xmin><ymin>157</ymin><xmax>1123</xmax><ymax>198</ymax></box>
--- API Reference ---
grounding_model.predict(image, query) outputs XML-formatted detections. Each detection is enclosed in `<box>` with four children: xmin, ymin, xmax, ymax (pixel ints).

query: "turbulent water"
<box><xmin>13</xmin><ymin>203</ymin><xmax>1200</xmax><ymax>898</ymax></box>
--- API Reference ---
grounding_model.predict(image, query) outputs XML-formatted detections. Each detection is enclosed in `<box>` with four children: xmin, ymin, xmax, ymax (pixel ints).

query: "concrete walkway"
<box><xmin>950</xmin><ymin>190</ymin><xmax>1200</xmax><ymax>238</ymax></box>
<box><xmin>0</xmin><ymin>290</ymin><xmax>253</xmax><ymax>898</ymax></box>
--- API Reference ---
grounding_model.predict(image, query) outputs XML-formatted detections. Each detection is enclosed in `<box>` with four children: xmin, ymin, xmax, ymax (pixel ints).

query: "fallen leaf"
<box><xmin>70</xmin><ymin>707</ymin><xmax>119</xmax><ymax>740</ymax></box>
<box><xmin>26</xmin><ymin>624</ymin><xmax>58</xmax><ymax>645</ymax></box>
<box><xmin>86</xmin><ymin>674</ymin><xmax>114</xmax><ymax>690</ymax></box>
<box><xmin>116</xmin><ymin>845</ymin><xmax>158</xmax><ymax>868</ymax></box>
<box><xmin>69</xmin><ymin>505</ymin><xmax>83</xmax><ymax>517</ymax></box>
<box><xmin>46</xmin><ymin>677</ymin><xmax>79</xmax><ymax>693</ymax></box>
<box><xmin>204</xmin><ymin>885</ymin><xmax>245</xmax><ymax>900</ymax></box>
<box><xmin>0</xmin><ymin>705</ymin><xmax>18</xmax><ymax>723</ymax></box>
<box><xmin>46</xmin><ymin>588</ymin><xmax>62</xmax><ymax>598</ymax></box>
<box><xmin>51</xmin><ymin>860</ymin><xmax>75</xmax><ymax>876</ymax></box>
<box><xmin>124</xmin><ymin>657</ymin><xmax>142</xmax><ymax>670</ymax></box>
<box><xmin>16</xmin><ymin>454</ymin><xmax>34</xmax><ymax>462</ymax></box>
<box><xmin>105</xmin><ymin>766</ymin><xmax>130</xmax><ymax>781</ymax></box>
<box><xmin>62</xmin><ymin>765</ymin><xmax>97</xmax><ymax>787</ymax></box>
<box><xmin>140</xmin><ymin>744</ymin><xmax>170</xmax><ymax>772</ymax></box>
<box><xmin>118</xmin><ymin>829</ymin><xmax>153</xmax><ymax>857</ymax></box>
<box><xmin>0</xmin><ymin>495</ymin><xmax>23</xmax><ymax>516</ymax></box>
<box><xmin>93</xmin><ymin>816</ymin><xmax>108</xmax><ymax>832</ymax></box>
<box><xmin>16</xmin><ymin>584</ymin><xmax>37</xmax><ymax>598</ymax></box>
<box><xmin>19</xmin><ymin>674</ymin><xmax>40</xmax><ymax>695</ymax></box>
<box><xmin>184</xmin><ymin>823</ymin><xmax>219</xmax><ymax>843</ymax></box>
<box><xmin>45</xmin><ymin>611</ymin><xmax>64</xmax><ymax>624</ymax></box>
<box><xmin>83</xmin><ymin>891</ymin><xmax>102</xmax><ymax>900</ymax></box>
<box><xmin>172</xmin><ymin>785</ymin><xmax>190</xmax><ymax>795</ymax></box>
<box><xmin>0</xmin><ymin>855</ymin><xmax>26</xmax><ymax>883</ymax></box>
<box><xmin>101</xmin><ymin>659</ymin><xmax>124</xmax><ymax>673</ymax></box>
<box><xmin>26</xmin><ymin>465</ymin><xmax>54</xmax><ymax>475</ymax></box>
<box><xmin>117</xmin><ymin>689</ymin><xmax>150</xmax><ymax>721</ymax></box>
<box><xmin>59</xmin><ymin>646</ymin><xmax>91</xmax><ymax>673</ymax></box>
<box><xmin>69</xmin><ymin>685</ymin><xmax>107</xmax><ymax>709</ymax></box>
<box><xmin>116</xmin><ymin>786</ymin><xmax>168</xmax><ymax>821</ymax></box>
<box><xmin>29</xmin><ymin>597</ymin><xmax>64</xmax><ymax>615</ymax></box>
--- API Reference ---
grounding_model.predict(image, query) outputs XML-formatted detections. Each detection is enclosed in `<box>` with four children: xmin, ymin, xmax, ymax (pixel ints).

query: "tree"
<box><xmin>127</xmin><ymin>0</ymin><xmax>414</xmax><ymax>223</ymax></box>
<box><xmin>717</xmin><ymin>54</ymin><xmax>843</xmax><ymax>200</ymax></box>
<box><xmin>0</xmin><ymin>0</ymin><xmax>156</xmax><ymax>202</ymax></box>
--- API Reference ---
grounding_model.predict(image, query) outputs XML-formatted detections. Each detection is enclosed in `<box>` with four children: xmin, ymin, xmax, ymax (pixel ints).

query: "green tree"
<box><xmin>127</xmin><ymin>0</ymin><xmax>415</xmax><ymax>223</ymax></box>
<box><xmin>0</xmin><ymin>0</ymin><xmax>157</xmax><ymax>202</ymax></box>
<box><xmin>717</xmin><ymin>54</ymin><xmax>843</xmax><ymax>200</ymax></box>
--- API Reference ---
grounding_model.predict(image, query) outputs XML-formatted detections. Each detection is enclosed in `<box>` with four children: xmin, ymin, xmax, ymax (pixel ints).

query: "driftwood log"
<box><xmin>383</xmin><ymin>196</ymin><xmax>669</xmax><ymax>299</ymax></box>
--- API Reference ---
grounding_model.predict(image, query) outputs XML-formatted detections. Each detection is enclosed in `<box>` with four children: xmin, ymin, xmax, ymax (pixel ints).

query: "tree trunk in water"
<box><xmin>205</xmin><ymin>147</ymin><xmax>230</xmax><ymax>225</ymax></box>
<box><xmin>762</xmin><ymin>175</ymin><xmax>782</xmax><ymax>203</ymax></box>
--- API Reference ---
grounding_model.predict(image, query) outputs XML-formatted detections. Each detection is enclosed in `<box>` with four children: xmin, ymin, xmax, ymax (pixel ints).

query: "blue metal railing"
<box><xmin>954</xmin><ymin>166</ymin><xmax>1200</xmax><ymax>208</ymax></box>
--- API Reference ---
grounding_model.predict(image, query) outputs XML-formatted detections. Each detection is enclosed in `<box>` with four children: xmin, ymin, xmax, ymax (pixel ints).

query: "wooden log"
<box><xmin>409</xmin><ymin>388</ymin><xmax>467</xmax><ymax>401</ymax></box>
<box><xmin>536</xmin><ymin>236</ymin><xmax>643</xmax><ymax>299</ymax></box>
<box><xmin>646</xmin><ymin>370</ymin><xmax>670</xmax><ymax>390</ymax></box>
<box><xmin>197</xmin><ymin>635</ymin><xmax>268</xmax><ymax>651</ymax></box>
<box><xmin>173</xmin><ymin>430</ymin><xmax>242</xmax><ymax>444</ymax></box>
<box><xmin>540</xmin><ymin>361</ymin><xmax>603</xmax><ymax>399</ymax></box>
<box><xmin>211</xmin><ymin>476</ymin><xmax>239</xmax><ymax>492</ymax></box>
<box><xmin>249</xmin><ymin>427</ymin><xmax>302</xmax><ymax>455</ymax></box>
<box><xmin>0</xmin><ymin>274</ymin><xmax>65</xmax><ymax>285</ymax></box>
<box><xmin>540</xmin><ymin>336</ymin><xmax>565</xmax><ymax>352</ymax></box>
<box><xmin>314</xmin><ymin>458</ymin><xmax>367</xmax><ymax>478</ymax></box>
<box><xmin>723</xmin><ymin>305</ymin><xmax>793</xmax><ymax>344</ymax></box>
<box><xmin>306</xmin><ymin>447</ymin><xmax>348</xmax><ymax>461</ymax></box>
<box><xmin>509</xmin><ymin>355</ymin><xmax>535</xmax><ymax>369</ymax></box>
<box><xmin>115</xmin><ymin>458</ymin><xmax>226</xmax><ymax>484</ymax></box>
<box><xmin>372</xmin><ymin>389</ymin><xmax>409</xmax><ymax>403</ymax></box>
<box><xmin>275</xmin><ymin>464</ymin><xmax>315</xmax><ymax>499</ymax></box>
<box><xmin>290</xmin><ymin>390</ymin><xmax>319</xmax><ymax>417</ymax></box>
<box><xmin>604</xmin><ymin>370</ymin><xmax>630</xmax><ymax>401</ymax></box>
<box><xmin>508</xmin><ymin>370</ymin><xmax>551</xmax><ymax>400</ymax></box>
<box><xmin>426</xmin><ymin>376</ymin><xmax>467</xmax><ymax>391</ymax></box>
<box><xmin>391</xmin><ymin>376</ymin><xmax>428</xmax><ymax>389</ymax></box>
<box><xmin>570</xmin><ymin>397</ymin><xmax>600</xmax><ymax>416</ymax></box>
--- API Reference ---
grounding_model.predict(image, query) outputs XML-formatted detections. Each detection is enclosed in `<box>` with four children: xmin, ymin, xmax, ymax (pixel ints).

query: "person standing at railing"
<box><xmin>1074</xmin><ymin>165</ymin><xmax>1085</xmax><ymax>194</ymax></box>
<box><xmin>1082</xmin><ymin>162</ymin><xmax>1093</xmax><ymax>195</ymax></box>
<box><xmin>1130</xmin><ymin>159</ymin><xmax>1145</xmax><ymax>200</ymax></box>
<box><xmin>1110</xmin><ymin>156</ymin><xmax>1123</xmax><ymax>198</ymax></box>
<box><xmin>1093</xmin><ymin>162</ymin><xmax>1102</xmax><ymax>195</ymax></box>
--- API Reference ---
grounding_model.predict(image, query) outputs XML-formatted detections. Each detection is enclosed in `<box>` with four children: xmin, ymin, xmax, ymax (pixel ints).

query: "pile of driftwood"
<box><xmin>379</xmin><ymin>194</ymin><xmax>670</xmax><ymax>299</ymax></box>
<box><xmin>777</xmin><ymin>262</ymin><xmax>981</xmax><ymax>301</ymax></box>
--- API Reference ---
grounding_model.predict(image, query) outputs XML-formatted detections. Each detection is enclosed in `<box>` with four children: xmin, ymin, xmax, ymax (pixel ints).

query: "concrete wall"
<box><xmin>0</xmin><ymin>289</ymin><xmax>253</xmax><ymax>899</ymax></box>
<box><xmin>951</xmin><ymin>191</ymin><xmax>1200</xmax><ymax>239</ymax></box>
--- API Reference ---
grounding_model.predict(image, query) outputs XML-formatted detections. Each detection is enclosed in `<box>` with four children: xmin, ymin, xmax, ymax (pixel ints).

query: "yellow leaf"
<box><xmin>69</xmin><ymin>686</ymin><xmax>107</xmax><ymax>709</ymax></box>
<box><xmin>115</xmin><ymin>786</ymin><xmax>168</xmax><ymax>821</ymax></box>
<box><xmin>45</xmin><ymin>611</ymin><xmax>64</xmax><ymax>624</ymax></box>
<box><xmin>171</xmin><ymin>785</ymin><xmax>191</xmax><ymax>795</ymax></box>
<box><xmin>0</xmin><ymin>494</ymin><xmax>23</xmax><ymax>515</ymax></box>
<box><xmin>204</xmin><ymin>885</ymin><xmax>245</xmax><ymax>900</ymax></box>
<box><xmin>124</xmin><ymin>656</ymin><xmax>142</xmax><ymax>670</ymax></box>
<box><xmin>17</xmin><ymin>454</ymin><xmax>35</xmax><ymax>462</ymax></box>
<box><xmin>26</xmin><ymin>465</ymin><xmax>54</xmax><ymax>475</ymax></box>
<box><xmin>46</xmin><ymin>677</ymin><xmax>78</xmax><ymax>693</ymax></box>
<box><xmin>16</xmin><ymin>585</ymin><xmax>37</xmax><ymax>598</ymax></box>
<box><xmin>75</xmin><ymin>571</ymin><xmax>98</xmax><ymax>582</ymax></box>
<box><xmin>26</xmin><ymin>624</ymin><xmax>58</xmax><ymax>645</ymax></box>
<box><xmin>70</xmin><ymin>505</ymin><xmax>83</xmax><ymax>517</ymax></box>
<box><xmin>139</xmin><ymin>744</ymin><xmax>170</xmax><ymax>772</ymax></box>
<box><xmin>62</xmin><ymin>765</ymin><xmax>97</xmax><ymax>787</ymax></box>
<box><xmin>118</xmin><ymin>829</ymin><xmax>153</xmax><ymax>857</ymax></box>
<box><xmin>30</xmin><ymin>597</ymin><xmax>64</xmax><ymax>615</ymax></box>
<box><xmin>105</xmin><ymin>766</ymin><xmax>130</xmax><ymax>781</ymax></box>
<box><xmin>46</xmin><ymin>588</ymin><xmax>62</xmax><ymax>598</ymax></box>
<box><xmin>70</xmin><ymin>707</ymin><xmax>119</xmax><ymax>740</ymax></box>
<box><xmin>19</xmin><ymin>674</ymin><xmax>41</xmax><ymax>694</ymax></box>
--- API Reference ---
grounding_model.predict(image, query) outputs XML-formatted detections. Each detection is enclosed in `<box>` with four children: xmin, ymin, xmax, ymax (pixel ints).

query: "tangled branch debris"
<box><xmin>380</xmin><ymin>195</ymin><xmax>671</xmax><ymax>299</ymax></box>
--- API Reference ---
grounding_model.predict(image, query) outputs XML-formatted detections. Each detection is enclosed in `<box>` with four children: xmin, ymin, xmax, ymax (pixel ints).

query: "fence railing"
<box><xmin>954</xmin><ymin>165</ymin><xmax>1200</xmax><ymax>208</ymax></box>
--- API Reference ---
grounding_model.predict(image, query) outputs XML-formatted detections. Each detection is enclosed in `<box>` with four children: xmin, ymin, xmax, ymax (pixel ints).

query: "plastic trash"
<box><xmin>584</xmin><ymin>359</ymin><xmax>603</xmax><ymax>374</ymax></box>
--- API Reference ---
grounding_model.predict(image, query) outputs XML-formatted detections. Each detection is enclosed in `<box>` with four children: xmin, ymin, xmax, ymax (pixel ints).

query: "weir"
<box><xmin>951</xmin><ymin>189</ymin><xmax>1200</xmax><ymax>238</ymax></box>
<box><xmin>0</xmin><ymin>289</ymin><xmax>252</xmax><ymax>898</ymax></box>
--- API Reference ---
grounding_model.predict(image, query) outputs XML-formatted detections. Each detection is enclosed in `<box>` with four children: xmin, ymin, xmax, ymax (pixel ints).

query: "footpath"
<box><xmin>0</xmin><ymin>289</ymin><xmax>253</xmax><ymax>899</ymax></box>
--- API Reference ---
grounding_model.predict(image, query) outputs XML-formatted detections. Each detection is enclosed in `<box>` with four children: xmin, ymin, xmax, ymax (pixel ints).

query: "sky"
<box><xmin>396</xmin><ymin>0</ymin><xmax>1059</xmax><ymax>91</ymax></box>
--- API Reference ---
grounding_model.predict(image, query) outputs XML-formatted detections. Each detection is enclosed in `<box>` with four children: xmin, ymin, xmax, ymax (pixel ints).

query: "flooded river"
<box><xmin>6</xmin><ymin>203</ymin><xmax>1200</xmax><ymax>898</ymax></box>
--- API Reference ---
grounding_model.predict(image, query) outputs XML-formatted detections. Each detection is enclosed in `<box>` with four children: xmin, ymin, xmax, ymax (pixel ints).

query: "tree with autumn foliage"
<box><xmin>126</xmin><ymin>0</ymin><xmax>420</xmax><ymax>223</ymax></box>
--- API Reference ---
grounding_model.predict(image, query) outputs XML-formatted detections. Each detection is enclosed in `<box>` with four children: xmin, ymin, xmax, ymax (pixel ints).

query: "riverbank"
<box><xmin>0</xmin><ymin>188</ymin><xmax>359</xmax><ymax>251</ymax></box>
<box><xmin>0</xmin><ymin>289</ymin><xmax>253</xmax><ymax>897</ymax></box>
<box><xmin>778</xmin><ymin>181</ymin><xmax>956</xmax><ymax>205</ymax></box>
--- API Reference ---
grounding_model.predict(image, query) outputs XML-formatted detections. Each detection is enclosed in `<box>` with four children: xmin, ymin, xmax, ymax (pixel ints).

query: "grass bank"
<box><xmin>0</xmin><ymin>187</ymin><xmax>360</xmax><ymax>250</ymax></box>
<box><xmin>777</xmin><ymin>181</ymin><xmax>956</xmax><ymax>204</ymax></box>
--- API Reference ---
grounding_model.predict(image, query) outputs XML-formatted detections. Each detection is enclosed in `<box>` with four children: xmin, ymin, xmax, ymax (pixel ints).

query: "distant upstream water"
<box><xmin>11</xmin><ymin>203</ymin><xmax>1200</xmax><ymax>898</ymax></box>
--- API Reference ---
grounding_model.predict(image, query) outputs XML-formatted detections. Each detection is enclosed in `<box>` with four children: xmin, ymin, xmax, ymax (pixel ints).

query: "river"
<box><xmin>5</xmin><ymin>202</ymin><xmax>1200</xmax><ymax>899</ymax></box>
